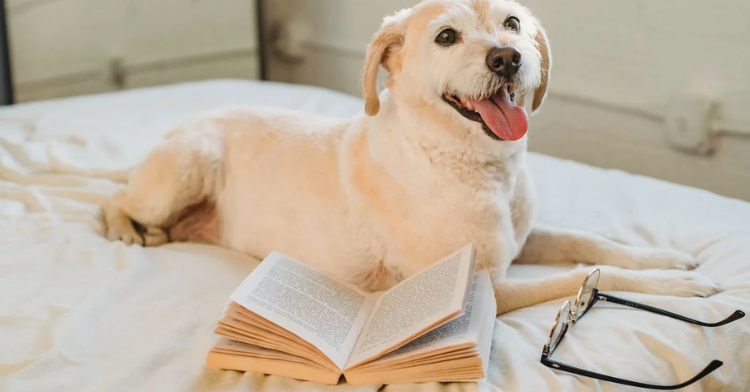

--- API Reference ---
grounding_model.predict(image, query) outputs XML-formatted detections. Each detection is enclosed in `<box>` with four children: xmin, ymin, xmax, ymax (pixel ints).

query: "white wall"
<box><xmin>8</xmin><ymin>0</ymin><xmax>260</xmax><ymax>102</ymax></box>
<box><xmin>261</xmin><ymin>0</ymin><xmax>750</xmax><ymax>201</ymax></box>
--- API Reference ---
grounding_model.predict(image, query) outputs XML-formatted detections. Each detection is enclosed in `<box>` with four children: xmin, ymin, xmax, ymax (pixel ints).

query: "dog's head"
<box><xmin>363</xmin><ymin>0</ymin><xmax>550</xmax><ymax>144</ymax></box>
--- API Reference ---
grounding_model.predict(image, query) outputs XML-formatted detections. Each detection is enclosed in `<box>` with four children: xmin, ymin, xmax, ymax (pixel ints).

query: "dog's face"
<box><xmin>364</xmin><ymin>0</ymin><xmax>550</xmax><ymax>144</ymax></box>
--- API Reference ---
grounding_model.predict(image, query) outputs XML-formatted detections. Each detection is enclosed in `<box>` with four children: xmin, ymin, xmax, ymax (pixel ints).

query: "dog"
<box><xmin>102</xmin><ymin>0</ymin><xmax>721</xmax><ymax>315</ymax></box>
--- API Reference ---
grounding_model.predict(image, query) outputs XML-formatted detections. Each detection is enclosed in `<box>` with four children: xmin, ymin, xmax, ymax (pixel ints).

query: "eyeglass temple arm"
<box><xmin>597</xmin><ymin>293</ymin><xmax>745</xmax><ymax>327</ymax></box>
<box><xmin>541</xmin><ymin>357</ymin><xmax>723</xmax><ymax>390</ymax></box>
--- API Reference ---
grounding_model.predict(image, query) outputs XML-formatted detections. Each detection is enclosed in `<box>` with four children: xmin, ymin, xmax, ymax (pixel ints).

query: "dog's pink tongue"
<box><xmin>469</xmin><ymin>90</ymin><xmax>528</xmax><ymax>141</ymax></box>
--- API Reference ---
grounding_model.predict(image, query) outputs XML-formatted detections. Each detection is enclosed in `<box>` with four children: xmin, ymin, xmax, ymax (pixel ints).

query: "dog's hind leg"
<box><xmin>102</xmin><ymin>125</ymin><xmax>223</xmax><ymax>246</ymax></box>
<box><xmin>493</xmin><ymin>266</ymin><xmax>722</xmax><ymax>315</ymax></box>
<box><xmin>514</xmin><ymin>226</ymin><xmax>699</xmax><ymax>271</ymax></box>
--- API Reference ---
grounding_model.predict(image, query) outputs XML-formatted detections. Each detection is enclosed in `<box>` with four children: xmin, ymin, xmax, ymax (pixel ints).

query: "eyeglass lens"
<box><xmin>548</xmin><ymin>301</ymin><xmax>572</xmax><ymax>355</ymax></box>
<box><xmin>574</xmin><ymin>268</ymin><xmax>601</xmax><ymax>321</ymax></box>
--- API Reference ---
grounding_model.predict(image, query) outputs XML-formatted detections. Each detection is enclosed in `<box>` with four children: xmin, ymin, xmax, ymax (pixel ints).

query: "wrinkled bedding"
<box><xmin>1</xmin><ymin>79</ymin><xmax>748</xmax><ymax>392</ymax></box>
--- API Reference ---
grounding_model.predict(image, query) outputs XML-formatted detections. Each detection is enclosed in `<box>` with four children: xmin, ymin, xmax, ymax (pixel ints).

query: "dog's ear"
<box><xmin>363</xmin><ymin>11</ymin><xmax>408</xmax><ymax>116</ymax></box>
<box><xmin>530</xmin><ymin>25</ymin><xmax>551</xmax><ymax>113</ymax></box>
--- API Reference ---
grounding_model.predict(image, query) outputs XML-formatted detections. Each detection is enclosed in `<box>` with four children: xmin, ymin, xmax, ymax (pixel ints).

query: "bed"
<box><xmin>1</xmin><ymin>79</ymin><xmax>749</xmax><ymax>392</ymax></box>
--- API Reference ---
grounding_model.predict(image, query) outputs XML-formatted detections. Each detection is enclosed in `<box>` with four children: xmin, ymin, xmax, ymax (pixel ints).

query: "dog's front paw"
<box><xmin>643</xmin><ymin>270</ymin><xmax>722</xmax><ymax>298</ymax></box>
<box><xmin>638</xmin><ymin>248</ymin><xmax>699</xmax><ymax>271</ymax></box>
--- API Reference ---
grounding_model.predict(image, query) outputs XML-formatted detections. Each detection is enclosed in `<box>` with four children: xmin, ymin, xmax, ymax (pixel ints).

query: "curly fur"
<box><xmin>103</xmin><ymin>0</ymin><xmax>722</xmax><ymax>315</ymax></box>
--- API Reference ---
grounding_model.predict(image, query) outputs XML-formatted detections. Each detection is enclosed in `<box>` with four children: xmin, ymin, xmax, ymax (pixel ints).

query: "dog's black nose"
<box><xmin>486</xmin><ymin>46</ymin><xmax>521</xmax><ymax>78</ymax></box>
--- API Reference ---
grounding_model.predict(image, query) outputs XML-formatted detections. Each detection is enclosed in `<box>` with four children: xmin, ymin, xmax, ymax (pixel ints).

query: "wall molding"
<box><xmin>17</xmin><ymin>47</ymin><xmax>259</xmax><ymax>93</ymax></box>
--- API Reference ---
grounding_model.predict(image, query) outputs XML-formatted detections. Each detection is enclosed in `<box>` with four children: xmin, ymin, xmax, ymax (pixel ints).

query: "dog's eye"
<box><xmin>504</xmin><ymin>16</ymin><xmax>520</xmax><ymax>32</ymax></box>
<box><xmin>435</xmin><ymin>28</ymin><xmax>458</xmax><ymax>46</ymax></box>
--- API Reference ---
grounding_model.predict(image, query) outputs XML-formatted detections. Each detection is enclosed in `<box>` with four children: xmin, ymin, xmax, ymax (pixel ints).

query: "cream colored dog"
<box><xmin>103</xmin><ymin>0</ymin><xmax>721</xmax><ymax>315</ymax></box>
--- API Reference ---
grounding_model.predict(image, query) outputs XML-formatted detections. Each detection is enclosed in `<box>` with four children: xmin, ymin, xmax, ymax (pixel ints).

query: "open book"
<box><xmin>205</xmin><ymin>243</ymin><xmax>497</xmax><ymax>385</ymax></box>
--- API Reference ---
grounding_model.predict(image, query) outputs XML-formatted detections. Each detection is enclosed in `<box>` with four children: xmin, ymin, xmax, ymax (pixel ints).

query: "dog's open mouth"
<box><xmin>442</xmin><ymin>85</ymin><xmax>529</xmax><ymax>141</ymax></box>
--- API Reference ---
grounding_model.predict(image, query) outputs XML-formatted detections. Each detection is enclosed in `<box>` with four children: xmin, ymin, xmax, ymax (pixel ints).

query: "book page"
<box><xmin>358</xmin><ymin>270</ymin><xmax>492</xmax><ymax>368</ymax></box>
<box><xmin>229</xmin><ymin>252</ymin><xmax>376</xmax><ymax>370</ymax></box>
<box><xmin>345</xmin><ymin>243</ymin><xmax>476</xmax><ymax>368</ymax></box>
<box><xmin>207</xmin><ymin>338</ymin><xmax>343</xmax><ymax>385</ymax></box>
<box><xmin>474</xmin><ymin>270</ymin><xmax>497</xmax><ymax>381</ymax></box>
<box><xmin>211</xmin><ymin>337</ymin><xmax>327</xmax><ymax>369</ymax></box>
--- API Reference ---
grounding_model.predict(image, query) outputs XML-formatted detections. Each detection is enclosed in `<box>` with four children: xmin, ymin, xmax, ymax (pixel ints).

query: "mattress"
<box><xmin>1</xmin><ymin>79</ymin><xmax>748</xmax><ymax>392</ymax></box>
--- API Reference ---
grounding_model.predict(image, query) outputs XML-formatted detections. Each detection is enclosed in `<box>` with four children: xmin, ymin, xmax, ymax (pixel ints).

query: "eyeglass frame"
<box><xmin>540</xmin><ymin>267</ymin><xmax>745</xmax><ymax>390</ymax></box>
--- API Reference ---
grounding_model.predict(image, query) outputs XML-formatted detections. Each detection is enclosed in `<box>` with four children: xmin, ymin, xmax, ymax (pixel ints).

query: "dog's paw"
<box><xmin>143</xmin><ymin>226</ymin><xmax>169</xmax><ymax>247</ymax></box>
<box><xmin>103</xmin><ymin>205</ymin><xmax>144</xmax><ymax>246</ymax></box>
<box><xmin>638</xmin><ymin>248</ymin><xmax>699</xmax><ymax>271</ymax></box>
<box><xmin>106</xmin><ymin>220</ymin><xmax>144</xmax><ymax>246</ymax></box>
<box><xmin>642</xmin><ymin>270</ymin><xmax>722</xmax><ymax>298</ymax></box>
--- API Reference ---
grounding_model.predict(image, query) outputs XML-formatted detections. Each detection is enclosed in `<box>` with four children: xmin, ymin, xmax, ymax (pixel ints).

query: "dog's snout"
<box><xmin>486</xmin><ymin>46</ymin><xmax>521</xmax><ymax>78</ymax></box>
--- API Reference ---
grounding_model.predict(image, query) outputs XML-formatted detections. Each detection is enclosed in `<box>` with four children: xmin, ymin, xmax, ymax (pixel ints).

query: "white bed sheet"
<box><xmin>1</xmin><ymin>79</ymin><xmax>748</xmax><ymax>392</ymax></box>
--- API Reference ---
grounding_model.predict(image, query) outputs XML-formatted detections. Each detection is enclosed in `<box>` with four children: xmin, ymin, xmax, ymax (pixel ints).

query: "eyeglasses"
<box><xmin>541</xmin><ymin>268</ymin><xmax>745</xmax><ymax>390</ymax></box>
